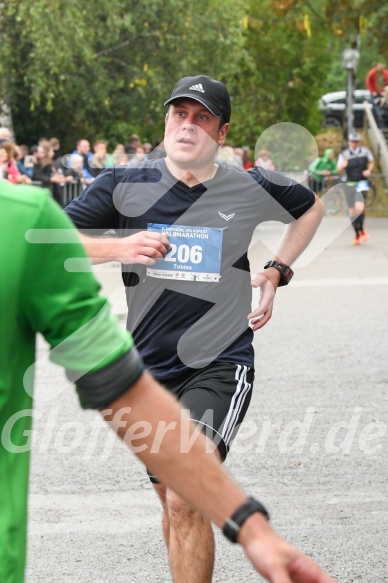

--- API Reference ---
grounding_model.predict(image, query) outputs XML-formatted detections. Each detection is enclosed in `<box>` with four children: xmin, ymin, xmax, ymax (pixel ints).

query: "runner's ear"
<box><xmin>217</xmin><ymin>123</ymin><xmax>230</xmax><ymax>146</ymax></box>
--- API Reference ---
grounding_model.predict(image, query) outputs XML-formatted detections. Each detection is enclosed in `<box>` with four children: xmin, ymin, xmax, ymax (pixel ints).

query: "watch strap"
<box><xmin>264</xmin><ymin>260</ymin><xmax>294</xmax><ymax>286</ymax></box>
<box><xmin>222</xmin><ymin>496</ymin><xmax>270</xmax><ymax>543</ymax></box>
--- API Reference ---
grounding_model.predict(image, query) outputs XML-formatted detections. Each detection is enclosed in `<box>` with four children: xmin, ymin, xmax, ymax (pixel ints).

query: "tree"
<box><xmin>0</xmin><ymin>0</ymin><xmax>247</xmax><ymax>148</ymax></box>
<box><xmin>1</xmin><ymin>0</ymin><xmax>387</xmax><ymax>149</ymax></box>
<box><xmin>228</xmin><ymin>0</ymin><xmax>334</xmax><ymax>147</ymax></box>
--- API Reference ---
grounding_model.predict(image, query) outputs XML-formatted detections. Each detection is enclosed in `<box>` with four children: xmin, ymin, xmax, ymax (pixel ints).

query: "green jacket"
<box><xmin>0</xmin><ymin>182</ymin><xmax>143</xmax><ymax>583</ymax></box>
<box><xmin>308</xmin><ymin>149</ymin><xmax>337</xmax><ymax>182</ymax></box>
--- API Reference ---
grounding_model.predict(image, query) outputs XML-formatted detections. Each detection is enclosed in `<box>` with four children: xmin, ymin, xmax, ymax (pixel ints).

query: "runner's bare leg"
<box><xmin>154</xmin><ymin>484</ymin><xmax>215</xmax><ymax>583</ymax></box>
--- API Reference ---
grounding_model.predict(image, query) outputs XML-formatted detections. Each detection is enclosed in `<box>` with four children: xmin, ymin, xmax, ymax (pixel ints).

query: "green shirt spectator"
<box><xmin>308</xmin><ymin>148</ymin><xmax>337</xmax><ymax>193</ymax></box>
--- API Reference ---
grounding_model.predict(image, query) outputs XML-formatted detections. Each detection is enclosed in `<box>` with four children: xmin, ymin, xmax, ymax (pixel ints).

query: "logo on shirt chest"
<box><xmin>218</xmin><ymin>211</ymin><xmax>235</xmax><ymax>221</ymax></box>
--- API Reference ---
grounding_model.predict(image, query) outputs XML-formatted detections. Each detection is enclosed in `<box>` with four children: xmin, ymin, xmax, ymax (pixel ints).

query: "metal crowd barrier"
<box><xmin>62</xmin><ymin>180</ymin><xmax>83</xmax><ymax>205</ymax></box>
<box><xmin>30</xmin><ymin>179</ymin><xmax>83</xmax><ymax>206</ymax></box>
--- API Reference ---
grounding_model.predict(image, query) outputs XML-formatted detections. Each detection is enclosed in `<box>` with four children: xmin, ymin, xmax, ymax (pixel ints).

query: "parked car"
<box><xmin>319</xmin><ymin>89</ymin><xmax>371</xmax><ymax>129</ymax></box>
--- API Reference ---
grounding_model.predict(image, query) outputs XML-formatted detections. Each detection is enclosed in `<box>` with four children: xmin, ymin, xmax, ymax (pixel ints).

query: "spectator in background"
<box><xmin>143</xmin><ymin>142</ymin><xmax>152</xmax><ymax>158</ymax></box>
<box><xmin>49</xmin><ymin>137</ymin><xmax>63</xmax><ymax>161</ymax></box>
<box><xmin>254</xmin><ymin>149</ymin><xmax>275</xmax><ymax>171</ymax></box>
<box><xmin>242</xmin><ymin>146</ymin><xmax>253</xmax><ymax>170</ymax></box>
<box><xmin>112</xmin><ymin>144</ymin><xmax>129</xmax><ymax>165</ymax></box>
<box><xmin>15</xmin><ymin>145</ymin><xmax>35</xmax><ymax>179</ymax></box>
<box><xmin>307</xmin><ymin>148</ymin><xmax>337</xmax><ymax>194</ymax></box>
<box><xmin>37</xmin><ymin>137</ymin><xmax>50</xmax><ymax>149</ymax></box>
<box><xmin>90</xmin><ymin>140</ymin><xmax>114</xmax><ymax>176</ymax></box>
<box><xmin>124</xmin><ymin>134</ymin><xmax>141</xmax><ymax>162</ymax></box>
<box><xmin>234</xmin><ymin>146</ymin><xmax>244</xmax><ymax>166</ymax></box>
<box><xmin>17</xmin><ymin>144</ymin><xmax>29</xmax><ymax>159</ymax></box>
<box><xmin>30</xmin><ymin>145</ymin><xmax>41</xmax><ymax>166</ymax></box>
<box><xmin>0</xmin><ymin>142</ymin><xmax>32</xmax><ymax>184</ymax></box>
<box><xmin>215</xmin><ymin>144</ymin><xmax>242</xmax><ymax>166</ymax></box>
<box><xmin>70</xmin><ymin>153</ymin><xmax>95</xmax><ymax>188</ymax></box>
<box><xmin>32</xmin><ymin>143</ymin><xmax>72</xmax><ymax>206</ymax></box>
<box><xmin>128</xmin><ymin>146</ymin><xmax>146</xmax><ymax>165</ymax></box>
<box><xmin>71</xmin><ymin>139</ymin><xmax>94</xmax><ymax>181</ymax></box>
<box><xmin>365</xmin><ymin>63</ymin><xmax>388</xmax><ymax>98</ymax></box>
<box><xmin>0</xmin><ymin>127</ymin><xmax>12</xmax><ymax>144</ymax></box>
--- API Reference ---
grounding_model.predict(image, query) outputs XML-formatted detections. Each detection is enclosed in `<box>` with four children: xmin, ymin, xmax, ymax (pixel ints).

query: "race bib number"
<box><xmin>146</xmin><ymin>223</ymin><xmax>223</xmax><ymax>282</ymax></box>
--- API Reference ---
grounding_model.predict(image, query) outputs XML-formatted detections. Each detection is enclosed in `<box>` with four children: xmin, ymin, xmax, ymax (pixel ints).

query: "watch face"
<box><xmin>284</xmin><ymin>267</ymin><xmax>294</xmax><ymax>283</ymax></box>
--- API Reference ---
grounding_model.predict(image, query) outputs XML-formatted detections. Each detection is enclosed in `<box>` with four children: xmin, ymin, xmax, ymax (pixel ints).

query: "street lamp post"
<box><xmin>342</xmin><ymin>47</ymin><xmax>360</xmax><ymax>135</ymax></box>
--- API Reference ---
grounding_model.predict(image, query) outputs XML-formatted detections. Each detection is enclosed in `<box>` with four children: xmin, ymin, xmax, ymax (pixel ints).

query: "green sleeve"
<box><xmin>308</xmin><ymin>157</ymin><xmax>322</xmax><ymax>174</ymax></box>
<box><xmin>329</xmin><ymin>160</ymin><xmax>338</xmax><ymax>173</ymax></box>
<box><xmin>21</xmin><ymin>195</ymin><xmax>143</xmax><ymax>407</ymax></box>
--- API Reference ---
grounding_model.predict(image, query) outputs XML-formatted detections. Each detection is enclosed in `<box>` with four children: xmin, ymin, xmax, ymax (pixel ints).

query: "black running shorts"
<box><xmin>147</xmin><ymin>362</ymin><xmax>254</xmax><ymax>483</ymax></box>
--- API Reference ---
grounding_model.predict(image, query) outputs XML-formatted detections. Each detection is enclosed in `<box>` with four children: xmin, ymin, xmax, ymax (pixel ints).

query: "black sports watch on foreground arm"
<box><xmin>222</xmin><ymin>496</ymin><xmax>270</xmax><ymax>543</ymax></box>
<box><xmin>264</xmin><ymin>260</ymin><xmax>294</xmax><ymax>287</ymax></box>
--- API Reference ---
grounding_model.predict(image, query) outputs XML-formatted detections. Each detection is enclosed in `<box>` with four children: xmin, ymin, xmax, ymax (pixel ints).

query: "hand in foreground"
<box><xmin>248</xmin><ymin>270</ymin><xmax>280</xmax><ymax>331</ymax></box>
<box><xmin>240</xmin><ymin>516</ymin><xmax>338</xmax><ymax>583</ymax></box>
<box><xmin>115</xmin><ymin>231</ymin><xmax>170</xmax><ymax>265</ymax></box>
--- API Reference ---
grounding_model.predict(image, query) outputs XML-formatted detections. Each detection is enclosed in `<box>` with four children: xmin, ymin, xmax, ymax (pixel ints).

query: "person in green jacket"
<box><xmin>308</xmin><ymin>148</ymin><xmax>337</xmax><ymax>193</ymax></box>
<box><xmin>0</xmin><ymin>182</ymin><xmax>337</xmax><ymax>583</ymax></box>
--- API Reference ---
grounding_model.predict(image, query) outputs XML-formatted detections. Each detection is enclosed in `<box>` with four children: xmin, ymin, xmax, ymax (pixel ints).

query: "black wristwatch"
<box><xmin>222</xmin><ymin>496</ymin><xmax>270</xmax><ymax>543</ymax></box>
<box><xmin>264</xmin><ymin>260</ymin><xmax>294</xmax><ymax>286</ymax></box>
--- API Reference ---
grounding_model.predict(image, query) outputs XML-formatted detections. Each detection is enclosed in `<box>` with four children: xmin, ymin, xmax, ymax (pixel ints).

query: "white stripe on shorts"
<box><xmin>221</xmin><ymin>365</ymin><xmax>251</xmax><ymax>446</ymax></box>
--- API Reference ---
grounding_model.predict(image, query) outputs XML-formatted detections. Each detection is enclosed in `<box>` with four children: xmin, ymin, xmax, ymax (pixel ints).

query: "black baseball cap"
<box><xmin>164</xmin><ymin>75</ymin><xmax>231</xmax><ymax>123</ymax></box>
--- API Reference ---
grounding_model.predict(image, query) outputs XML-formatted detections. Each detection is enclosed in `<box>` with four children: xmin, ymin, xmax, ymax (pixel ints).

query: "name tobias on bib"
<box><xmin>146</xmin><ymin>223</ymin><xmax>223</xmax><ymax>282</ymax></box>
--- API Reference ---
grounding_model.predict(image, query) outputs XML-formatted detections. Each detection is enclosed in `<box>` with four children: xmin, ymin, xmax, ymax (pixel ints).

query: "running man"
<box><xmin>65</xmin><ymin>75</ymin><xmax>326</xmax><ymax>582</ymax></box>
<box><xmin>0</xmin><ymin>181</ymin><xmax>336</xmax><ymax>583</ymax></box>
<box><xmin>337</xmin><ymin>132</ymin><xmax>374</xmax><ymax>245</ymax></box>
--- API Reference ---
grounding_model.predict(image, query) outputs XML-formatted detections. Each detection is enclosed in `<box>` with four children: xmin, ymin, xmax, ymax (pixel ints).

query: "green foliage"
<box><xmin>229</xmin><ymin>0</ymin><xmax>334</xmax><ymax>145</ymax></box>
<box><xmin>0</xmin><ymin>0</ymin><xmax>248</xmax><ymax>147</ymax></box>
<box><xmin>0</xmin><ymin>0</ymin><xmax>387</xmax><ymax>149</ymax></box>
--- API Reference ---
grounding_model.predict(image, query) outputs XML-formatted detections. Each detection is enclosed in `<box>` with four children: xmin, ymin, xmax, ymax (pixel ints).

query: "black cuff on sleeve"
<box><xmin>67</xmin><ymin>346</ymin><xmax>144</xmax><ymax>409</ymax></box>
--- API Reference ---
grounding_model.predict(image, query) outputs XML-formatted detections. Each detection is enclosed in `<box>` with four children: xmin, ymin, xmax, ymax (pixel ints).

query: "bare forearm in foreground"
<box><xmin>102</xmin><ymin>372</ymin><xmax>337</xmax><ymax>583</ymax></box>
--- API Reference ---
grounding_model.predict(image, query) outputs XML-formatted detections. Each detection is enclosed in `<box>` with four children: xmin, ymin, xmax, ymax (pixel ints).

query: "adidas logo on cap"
<box><xmin>189</xmin><ymin>83</ymin><xmax>205</xmax><ymax>93</ymax></box>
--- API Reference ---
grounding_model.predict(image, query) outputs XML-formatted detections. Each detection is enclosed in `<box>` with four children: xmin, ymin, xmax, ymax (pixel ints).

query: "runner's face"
<box><xmin>164</xmin><ymin>99</ymin><xmax>229</xmax><ymax>168</ymax></box>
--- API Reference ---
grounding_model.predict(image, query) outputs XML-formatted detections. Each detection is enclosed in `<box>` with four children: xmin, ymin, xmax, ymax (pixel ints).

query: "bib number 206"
<box><xmin>165</xmin><ymin>244</ymin><xmax>203</xmax><ymax>264</ymax></box>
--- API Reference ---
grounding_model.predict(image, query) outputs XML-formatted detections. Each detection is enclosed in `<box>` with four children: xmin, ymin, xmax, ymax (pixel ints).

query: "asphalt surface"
<box><xmin>26</xmin><ymin>217</ymin><xmax>388</xmax><ymax>582</ymax></box>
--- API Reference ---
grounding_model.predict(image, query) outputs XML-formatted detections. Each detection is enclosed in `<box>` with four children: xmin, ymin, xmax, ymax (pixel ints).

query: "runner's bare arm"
<box><xmin>79</xmin><ymin>231</ymin><xmax>170</xmax><ymax>265</ymax></box>
<box><xmin>362</xmin><ymin>160</ymin><xmax>374</xmax><ymax>177</ymax></box>
<box><xmin>102</xmin><ymin>371</ymin><xmax>337</xmax><ymax>583</ymax></box>
<box><xmin>249</xmin><ymin>195</ymin><xmax>325</xmax><ymax>331</ymax></box>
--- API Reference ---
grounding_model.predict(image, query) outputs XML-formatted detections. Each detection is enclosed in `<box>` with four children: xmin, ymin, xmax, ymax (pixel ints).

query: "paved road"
<box><xmin>26</xmin><ymin>217</ymin><xmax>388</xmax><ymax>582</ymax></box>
